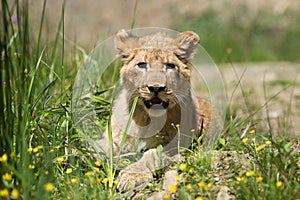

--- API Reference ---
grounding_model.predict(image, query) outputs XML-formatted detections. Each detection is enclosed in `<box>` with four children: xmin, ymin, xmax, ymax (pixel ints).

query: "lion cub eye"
<box><xmin>137</xmin><ymin>62</ymin><xmax>148</xmax><ymax>69</ymax></box>
<box><xmin>166</xmin><ymin>63</ymin><xmax>176</xmax><ymax>70</ymax></box>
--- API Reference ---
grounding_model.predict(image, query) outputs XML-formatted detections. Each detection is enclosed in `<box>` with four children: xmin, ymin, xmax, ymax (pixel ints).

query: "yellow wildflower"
<box><xmin>198</xmin><ymin>181</ymin><xmax>206</xmax><ymax>188</ymax></box>
<box><xmin>27</xmin><ymin>148</ymin><xmax>33</xmax><ymax>153</ymax></box>
<box><xmin>49</xmin><ymin>149</ymin><xmax>54</xmax><ymax>153</ymax></box>
<box><xmin>56</xmin><ymin>157</ymin><xmax>64</xmax><ymax>163</ymax></box>
<box><xmin>169</xmin><ymin>185</ymin><xmax>177</xmax><ymax>193</ymax></box>
<box><xmin>102</xmin><ymin>178</ymin><xmax>109</xmax><ymax>183</ymax></box>
<box><xmin>94</xmin><ymin>160</ymin><xmax>101</xmax><ymax>167</ymax></box>
<box><xmin>249</xmin><ymin>129</ymin><xmax>256</xmax><ymax>134</ymax></box>
<box><xmin>246</xmin><ymin>171</ymin><xmax>255</xmax><ymax>177</ymax></box>
<box><xmin>33</xmin><ymin>147</ymin><xmax>39</xmax><ymax>153</ymax></box>
<box><xmin>276</xmin><ymin>181</ymin><xmax>283</xmax><ymax>188</ymax></box>
<box><xmin>28</xmin><ymin>164</ymin><xmax>35</xmax><ymax>169</ymax></box>
<box><xmin>11</xmin><ymin>188</ymin><xmax>19</xmax><ymax>199</ymax></box>
<box><xmin>236</xmin><ymin>177</ymin><xmax>245</xmax><ymax>183</ymax></box>
<box><xmin>2</xmin><ymin>173</ymin><xmax>12</xmax><ymax>181</ymax></box>
<box><xmin>265</xmin><ymin>140</ymin><xmax>272</xmax><ymax>145</ymax></box>
<box><xmin>66</xmin><ymin>168</ymin><xmax>72</xmax><ymax>174</ymax></box>
<box><xmin>163</xmin><ymin>193</ymin><xmax>170</xmax><ymax>200</ymax></box>
<box><xmin>206</xmin><ymin>183</ymin><xmax>212</xmax><ymax>189</ymax></box>
<box><xmin>0</xmin><ymin>154</ymin><xmax>8</xmax><ymax>162</ymax></box>
<box><xmin>256</xmin><ymin>176</ymin><xmax>263</xmax><ymax>183</ymax></box>
<box><xmin>256</xmin><ymin>145</ymin><xmax>265</xmax><ymax>151</ymax></box>
<box><xmin>195</xmin><ymin>197</ymin><xmax>204</xmax><ymax>200</ymax></box>
<box><xmin>85</xmin><ymin>171</ymin><xmax>92</xmax><ymax>177</ymax></box>
<box><xmin>188</xmin><ymin>167</ymin><xmax>194</xmax><ymax>173</ymax></box>
<box><xmin>44</xmin><ymin>183</ymin><xmax>54</xmax><ymax>191</ymax></box>
<box><xmin>45</xmin><ymin>171</ymin><xmax>49</xmax><ymax>175</ymax></box>
<box><xmin>179</xmin><ymin>163</ymin><xmax>187</xmax><ymax>171</ymax></box>
<box><xmin>175</xmin><ymin>175</ymin><xmax>181</xmax><ymax>181</ymax></box>
<box><xmin>55</xmin><ymin>145</ymin><xmax>61</xmax><ymax>149</ymax></box>
<box><xmin>0</xmin><ymin>188</ymin><xmax>9</xmax><ymax>197</ymax></box>
<box><xmin>71</xmin><ymin>177</ymin><xmax>79</xmax><ymax>184</ymax></box>
<box><xmin>186</xmin><ymin>184</ymin><xmax>192</xmax><ymax>190</ymax></box>
<box><xmin>242</xmin><ymin>137</ymin><xmax>249</xmax><ymax>144</ymax></box>
<box><xmin>94</xmin><ymin>167</ymin><xmax>100</xmax><ymax>173</ymax></box>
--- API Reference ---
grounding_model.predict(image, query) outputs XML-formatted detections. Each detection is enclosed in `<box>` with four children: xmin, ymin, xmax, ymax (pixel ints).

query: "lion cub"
<box><xmin>96</xmin><ymin>30</ymin><xmax>211</xmax><ymax>191</ymax></box>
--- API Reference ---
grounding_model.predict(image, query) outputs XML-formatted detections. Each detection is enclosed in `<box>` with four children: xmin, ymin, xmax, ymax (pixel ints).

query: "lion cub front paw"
<box><xmin>117</xmin><ymin>164</ymin><xmax>153</xmax><ymax>192</ymax></box>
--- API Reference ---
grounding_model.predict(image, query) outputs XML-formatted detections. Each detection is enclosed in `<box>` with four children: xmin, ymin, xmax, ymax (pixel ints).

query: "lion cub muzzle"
<box><xmin>139</xmin><ymin>84</ymin><xmax>171</xmax><ymax>110</ymax></box>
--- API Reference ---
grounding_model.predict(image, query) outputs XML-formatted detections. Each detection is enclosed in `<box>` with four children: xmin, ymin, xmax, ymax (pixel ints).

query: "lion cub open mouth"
<box><xmin>143</xmin><ymin>97</ymin><xmax>169</xmax><ymax>109</ymax></box>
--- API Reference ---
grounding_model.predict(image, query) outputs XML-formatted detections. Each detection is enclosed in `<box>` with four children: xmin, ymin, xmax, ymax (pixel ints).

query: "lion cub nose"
<box><xmin>147</xmin><ymin>85</ymin><xmax>166</xmax><ymax>94</ymax></box>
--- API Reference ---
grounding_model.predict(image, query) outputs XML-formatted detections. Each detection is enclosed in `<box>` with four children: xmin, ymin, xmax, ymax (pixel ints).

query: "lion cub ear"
<box><xmin>115</xmin><ymin>29</ymin><xmax>138</xmax><ymax>54</ymax></box>
<box><xmin>173</xmin><ymin>31</ymin><xmax>200</xmax><ymax>62</ymax></box>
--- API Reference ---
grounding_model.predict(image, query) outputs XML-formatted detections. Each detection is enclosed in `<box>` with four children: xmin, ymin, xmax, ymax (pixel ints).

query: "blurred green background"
<box><xmin>28</xmin><ymin>0</ymin><xmax>300</xmax><ymax>63</ymax></box>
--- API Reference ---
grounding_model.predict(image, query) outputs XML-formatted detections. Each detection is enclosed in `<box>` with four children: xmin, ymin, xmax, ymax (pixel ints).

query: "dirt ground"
<box><xmin>221</xmin><ymin>62</ymin><xmax>300</xmax><ymax>137</ymax></box>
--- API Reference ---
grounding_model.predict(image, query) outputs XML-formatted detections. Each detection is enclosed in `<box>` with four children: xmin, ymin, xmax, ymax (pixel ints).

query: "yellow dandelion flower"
<box><xmin>256</xmin><ymin>176</ymin><xmax>263</xmax><ymax>183</ymax></box>
<box><xmin>236</xmin><ymin>177</ymin><xmax>245</xmax><ymax>182</ymax></box>
<box><xmin>37</xmin><ymin>145</ymin><xmax>43</xmax><ymax>150</ymax></box>
<box><xmin>246</xmin><ymin>171</ymin><xmax>255</xmax><ymax>177</ymax></box>
<box><xmin>242</xmin><ymin>137</ymin><xmax>249</xmax><ymax>144</ymax></box>
<box><xmin>276</xmin><ymin>181</ymin><xmax>283</xmax><ymax>188</ymax></box>
<box><xmin>256</xmin><ymin>145</ymin><xmax>265</xmax><ymax>151</ymax></box>
<box><xmin>28</xmin><ymin>164</ymin><xmax>35</xmax><ymax>169</ymax></box>
<box><xmin>0</xmin><ymin>154</ymin><xmax>8</xmax><ymax>163</ymax></box>
<box><xmin>198</xmin><ymin>181</ymin><xmax>206</xmax><ymax>188</ymax></box>
<box><xmin>206</xmin><ymin>183</ymin><xmax>212</xmax><ymax>189</ymax></box>
<box><xmin>0</xmin><ymin>188</ymin><xmax>9</xmax><ymax>197</ymax></box>
<box><xmin>102</xmin><ymin>178</ymin><xmax>109</xmax><ymax>183</ymax></box>
<box><xmin>169</xmin><ymin>185</ymin><xmax>177</xmax><ymax>193</ymax></box>
<box><xmin>94</xmin><ymin>160</ymin><xmax>101</xmax><ymax>167</ymax></box>
<box><xmin>163</xmin><ymin>193</ymin><xmax>170</xmax><ymax>200</ymax></box>
<box><xmin>44</xmin><ymin>183</ymin><xmax>54</xmax><ymax>191</ymax></box>
<box><xmin>188</xmin><ymin>167</ymin><xmax>194</xmax><ymax>173</ymax></box>
<box><xmin>27</xmin><ymin>148</ymin><xmax>33</xmax><ymax>153</ymax></box>
<box><xmin>33</xmin><ymin>147</ymin><xmax>39</xmax><ymax>153</ymax></box>
<box><xmin>71</xmin><ymin>177</ymin><xmax>79</xmax><ymax>184</ymax></box>
<box><xmin>55</xmin><ymin>145</ymin><xmax>61</xmax><ymax>149</ymax></box>
<box><xmin>179</xmin><ymin>163</ymin><xmax>187</xmax><ymax>171</ymax></box>
<box><xmin>195</xmin><ymin>197</ymin><xmax>204</xmax><ymax>200</ymax></box>
<box><xmin>66</xmin><ymin>168</ymin><xmax>72</xmax><ymax>174</ymax></box>
<box><xmin>2</xmin><ymin>173</ymin><xmax>12</xmax><ymax>181</ymax></box>
<box><xmin>56</xmin><ymin>157</ymin><xmax>64</xmax><ymax>163</ymax></box>
<box><xmin>249</xmin><ymin>129</ymin><xmax>256</xmax><ymax>134</ymax></box>
<box><xmin>45</xmin><ymin>171</ymin><xmax>49</xmax><ymax>175</ymax></box>
<box><xmin>265</xmin><ymin>140</ymin><xmax>272</xmax><ymax>145</ymax></box>
<box><xmin>186</xmin><ymin>184</ymin><xmax>192</xmax><ymax>190</ymax></box>
<box><xmin>94</xmin><ymin>167</ymin><xmax>100</xmax><ymax>173</ymax></box>
<box><xmin>175</xmin><ymin>175</ymin><xmax>181</xmax><ymax>181</ymax></box>
<box><xmin>34</xmin><ymin>173</ymin><xmax>39</xmax><ymax>177</ymax></box>
<box><xmin>85</xmin><ymin>171</ymin><xmax>92</xmax><ymax>177</ymax></box>
<box><xmin>11</xmin><ymin>188</ymin><xmax>19</xmax><ymax>199</ymax></box>
<box><xmin>49</xmin><ymin>149</ymin><xmax>54</xmax><ymax>153</ymax></box>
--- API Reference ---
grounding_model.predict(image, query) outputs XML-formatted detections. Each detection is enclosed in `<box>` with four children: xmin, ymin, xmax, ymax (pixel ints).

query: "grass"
<box><xmin>175</xmin><ymin>9</ymin><xmax>300</xmax><ymax>63</ymax></box>
<box><xmin>0</xmin><ymin>0</ymin><xmax>299</xmax><ymax>199</ymax></box>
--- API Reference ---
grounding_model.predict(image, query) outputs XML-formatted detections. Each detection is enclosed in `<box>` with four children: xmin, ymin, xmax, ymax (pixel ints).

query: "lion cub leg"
<box><xmin>117</xmin><ymin>148</ymin><xmax>172</xmax><ymax>192</ymax></box>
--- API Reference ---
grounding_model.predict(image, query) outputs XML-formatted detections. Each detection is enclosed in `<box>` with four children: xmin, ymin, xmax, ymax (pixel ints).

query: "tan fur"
<box><xmin>95</xmin><ymin>30</ymin><xmax>211</xmax><ymax>192</ymax></box>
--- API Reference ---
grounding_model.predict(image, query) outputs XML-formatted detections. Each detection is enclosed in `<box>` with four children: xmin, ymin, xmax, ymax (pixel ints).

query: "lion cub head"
<box><xmin>115</xmin><ymin>30</ymin><xmax>199</xmax><ymax>117</ymax></box>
